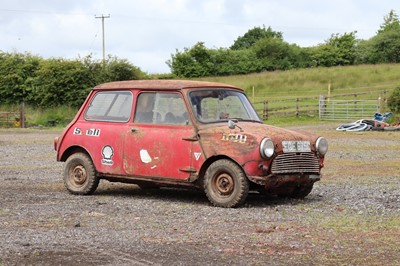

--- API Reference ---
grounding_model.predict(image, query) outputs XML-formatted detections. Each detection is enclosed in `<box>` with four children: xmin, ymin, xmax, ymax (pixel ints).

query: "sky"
<box><xmin>1</xmin><ymin>0</ymin><xmax>399</xmax><ymax>73</ymax></box>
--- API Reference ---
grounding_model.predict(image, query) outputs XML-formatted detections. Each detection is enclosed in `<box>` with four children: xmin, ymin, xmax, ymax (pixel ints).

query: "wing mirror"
<box><xmin>228</xmin><ymin>119</ymin><xmax>243</xmax><ymax>132</ymax></box>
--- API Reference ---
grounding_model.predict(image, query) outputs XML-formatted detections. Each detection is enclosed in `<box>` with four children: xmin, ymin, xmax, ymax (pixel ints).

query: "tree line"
<box><xmin>167</xmin><ymin>10</ymin><xmax>400</xmax><ymax>77</ymax></box>
<box><xmin>0</xmin><ymin>54</ymin><xmax>146</xmax><ymax>108</ymax></box>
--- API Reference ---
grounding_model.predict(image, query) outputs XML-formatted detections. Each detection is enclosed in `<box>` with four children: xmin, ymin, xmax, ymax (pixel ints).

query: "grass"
<box><xmin>0</xmin><ymin>104</ymin><xmax>78</xmax><ymax>128</ymax></box>
<box><xmin>301</xmin><ymin>212</ymin><xmax>400</xmax><ymax>265</ymax></box>
<box><xmin>201</xmin><ymin>64</ymin><xmax>400</xmax><ymax>99</ymax></box>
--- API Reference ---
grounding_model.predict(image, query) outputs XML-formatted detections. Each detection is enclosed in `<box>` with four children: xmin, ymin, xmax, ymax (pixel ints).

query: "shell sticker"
<box><xmin>101</xmin><ymin>145</ymin><xmax>114</xmax><ymax>165</ymax></box>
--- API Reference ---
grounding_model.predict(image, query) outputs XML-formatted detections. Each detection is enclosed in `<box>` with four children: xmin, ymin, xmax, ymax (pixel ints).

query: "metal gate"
<box><xmin>319</xmin><ymin>96</ymin><xmax>379</xmax><ymax>121</ymax></box>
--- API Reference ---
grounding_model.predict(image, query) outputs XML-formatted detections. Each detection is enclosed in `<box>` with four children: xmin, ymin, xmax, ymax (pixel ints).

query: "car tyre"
<box><xmin>64</xmin><ymin>153</ymin><xmax>99</xmax><ymax>195</ymax></box>
<box><xmin>204</xmin><ymin>159</ymin><xmax>249</xmax><ymax>208</ymax></box>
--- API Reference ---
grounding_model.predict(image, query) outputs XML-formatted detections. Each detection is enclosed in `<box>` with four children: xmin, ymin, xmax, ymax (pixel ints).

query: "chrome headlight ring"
<box><xmin>260</xmin><ymin>138</ymin><xmax>274</xmax><ymax>159</ymax></box>
<box><xmin>316</xmin><ymin>137</ymin><xmax>328</xmax><ymax>156</ymax></box>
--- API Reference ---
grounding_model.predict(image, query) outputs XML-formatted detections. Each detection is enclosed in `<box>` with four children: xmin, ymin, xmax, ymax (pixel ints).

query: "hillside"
<box><xmin>199</xmin><ymin>64</ymin><xmax>400</xmax><ymax>101</ymax></box>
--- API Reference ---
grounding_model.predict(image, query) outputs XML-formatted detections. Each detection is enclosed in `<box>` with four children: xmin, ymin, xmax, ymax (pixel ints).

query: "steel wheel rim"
<box><xmin>212</xmin><ymin>172</ymin><xmax>234</xmax><ymax>196</ymax></box>
<box><xmin>70</xmin><ymin>165</ymin><xmax>87</xmax><ymax>186</ymax></box>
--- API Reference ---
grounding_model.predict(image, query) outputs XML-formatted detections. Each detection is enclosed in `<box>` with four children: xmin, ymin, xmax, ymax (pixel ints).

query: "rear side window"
<box><xmin>85</xmin><ymin>91</ymin><xmax>133</xmax><ymax>122</ymax></box>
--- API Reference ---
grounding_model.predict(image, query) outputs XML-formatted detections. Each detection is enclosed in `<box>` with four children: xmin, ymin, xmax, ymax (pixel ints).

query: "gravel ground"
<box><xmin>0</xmin><ymin>126</ymin><xmax>399</xmax><ymax>265</ymax></box>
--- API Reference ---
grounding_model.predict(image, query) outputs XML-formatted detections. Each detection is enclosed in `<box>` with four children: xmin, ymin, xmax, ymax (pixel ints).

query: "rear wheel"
<box><xmin>64</xmin><ymin>153</ymin><xmax>99</xmax><ymax>195</ymax></box>
<box><xmin>204</xmin><ymin>159</ymin><xmax>249</xmax><ymax>208</ymax></box>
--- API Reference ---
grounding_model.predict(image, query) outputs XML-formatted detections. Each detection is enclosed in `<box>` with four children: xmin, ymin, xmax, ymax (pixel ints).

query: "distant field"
<box><xmin>199</xmin><ymin>64</ymin><xmax>399</xmax><ymax>101</ymax></box>
<box><xmin>198</xmin><ymin>64</ymin><xmax>400</xmax><ymax>125</ymax></box>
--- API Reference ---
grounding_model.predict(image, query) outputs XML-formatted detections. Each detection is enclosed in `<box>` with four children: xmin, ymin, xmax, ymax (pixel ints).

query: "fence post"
<box><xmin>296</xmin><ymin>98</ymin><xmax>299</xmax><ymax>117</ymax></box>
<box><xmin>319</xmin><ymin>95</ymin><xmax>325</xmax><ymax>120</ymax></box>
<box><xmin>263</xmin><ymin>100</ymin><xmax>268</xmax><ymax>120</ymax></box>
<box><xmin>383</xmin><ymin>90</ymin><xmax>387</xmax><ymax>112</ymax></box>
<box><xmin>354</xmin><ymin>94</ymin><xmax>357</xmax><ymax>112</ymax></box>
<box><xmin>327</xmin><ymin>81</ymin><xmax>331</xmax><ymax>102</ymax></box>
<box><xmin>378</xmin><ymin>96</ymin><xmax>382</xmax><ymax>113</ymax></box>
<box><xmin>20</xmin><ymin>102</ymin><xmax>25</xmax><ymax>128</ymax></box>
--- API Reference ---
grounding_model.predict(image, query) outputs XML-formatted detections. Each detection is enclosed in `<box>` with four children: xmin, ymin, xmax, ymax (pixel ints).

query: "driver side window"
<box><xmin>134</xmin><ymin>92</ymin><xmax>190</xmax><ymax>125</ymax></box>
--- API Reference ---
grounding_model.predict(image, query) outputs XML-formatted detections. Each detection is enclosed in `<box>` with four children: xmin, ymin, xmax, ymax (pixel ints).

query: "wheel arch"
<box><xmin>60</xmin><ymin>146</ymin><xmax>92</xmax><ymax>163</ymax></box>
<box><xmin>197</xmin><ymin>155</ymin><xmax>246</xmax><ymax>184</ymax></box>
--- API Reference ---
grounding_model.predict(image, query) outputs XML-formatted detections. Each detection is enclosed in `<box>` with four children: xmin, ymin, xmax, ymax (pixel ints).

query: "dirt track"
<box><xmin>0</xmin><ymin>125</ymin><xmax>399</xmax><ymax>265</ymax></box>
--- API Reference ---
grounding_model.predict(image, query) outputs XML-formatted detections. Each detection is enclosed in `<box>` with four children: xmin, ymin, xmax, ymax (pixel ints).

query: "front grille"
<box><xmin>271</xmin><ymin>153</ymin><xmax>319</xmax><ymax>174</ymax></box>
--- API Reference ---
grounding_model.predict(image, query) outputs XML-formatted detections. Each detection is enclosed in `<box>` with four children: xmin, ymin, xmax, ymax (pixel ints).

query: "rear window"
<box><xmin>85</xmin><ymin>91</ymin><xmax>133</xmax><ymax>122</ymax></box>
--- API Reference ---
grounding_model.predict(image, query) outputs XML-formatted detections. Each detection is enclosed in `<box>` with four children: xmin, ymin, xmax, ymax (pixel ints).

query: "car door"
<box><xmin>123</xmin><ymin>92</ymin><xmax>195</xmax><ymax>180</ymax></box>
<box><xmin>76</xmin><ymin>90</ymin><xmax>133</xmax><ymax>175</ymax></box>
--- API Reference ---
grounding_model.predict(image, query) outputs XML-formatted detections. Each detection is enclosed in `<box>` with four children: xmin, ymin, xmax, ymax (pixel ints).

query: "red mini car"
<box><xmin>55</xmin><ymin>80</ymin><xmax>328</xmax><ymax>207</ymax></box>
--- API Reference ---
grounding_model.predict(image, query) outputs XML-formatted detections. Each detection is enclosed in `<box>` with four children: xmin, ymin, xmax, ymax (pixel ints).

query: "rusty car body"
<box><xmin>54</xmin><ymin>80</ymin><xmax>328</xmax><ymax>207</ymax></box>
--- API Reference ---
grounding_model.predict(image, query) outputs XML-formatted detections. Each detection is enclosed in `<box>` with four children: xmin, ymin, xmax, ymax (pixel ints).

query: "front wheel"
<box><xmin>204</xmin><ymin>159</ymin><xmax>249</xmax><ymax>208</ymax></box>
<box><xmin>64</xmin><ymin>153</ymin><xmax>99</xmax><ymax>195</ymax></box>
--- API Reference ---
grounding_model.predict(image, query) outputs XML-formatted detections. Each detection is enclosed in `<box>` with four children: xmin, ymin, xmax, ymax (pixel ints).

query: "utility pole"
<box><xmin>95</xmin><ymin>14</ymin><xmax>110</xmax><ymax>67</ymax></box>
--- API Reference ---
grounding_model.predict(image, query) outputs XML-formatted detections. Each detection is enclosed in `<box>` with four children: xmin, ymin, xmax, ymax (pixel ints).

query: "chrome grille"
<box><xmin>271</xmin><ymin>153</ymin><xmax>319</xmax><ymax>174</ymax></box>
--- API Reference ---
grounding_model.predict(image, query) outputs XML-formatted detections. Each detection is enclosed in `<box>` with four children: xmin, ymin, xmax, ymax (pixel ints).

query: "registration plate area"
<box><xmin>282</xmin><ymin>141</ymin><xmax>311</xmax><ymax>153</ymax></box>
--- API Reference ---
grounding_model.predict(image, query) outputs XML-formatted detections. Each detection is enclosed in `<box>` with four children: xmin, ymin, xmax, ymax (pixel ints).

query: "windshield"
<box><xmin>189</xmin><ymin>89</ymin><xmax>261</xmax><ymax>123</ymax></box>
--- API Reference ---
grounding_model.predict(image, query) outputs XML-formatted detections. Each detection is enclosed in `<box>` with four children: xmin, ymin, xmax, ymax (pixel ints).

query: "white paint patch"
<box><xmin>140</xmin><ymin>149</ymin><xmax>152</xmax><ymax>163</ymax></box>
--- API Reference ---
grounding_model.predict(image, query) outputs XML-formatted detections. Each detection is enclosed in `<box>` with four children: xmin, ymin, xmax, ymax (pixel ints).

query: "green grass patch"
<box><xmin>25</xmin><ymin>105</ymin><xmax>78</xmax><ymax>127</ymax></box>
<box><xmin>201</xmin><ymin>64</ymin><xmax>400</xmax><ymax>99</ymax></box>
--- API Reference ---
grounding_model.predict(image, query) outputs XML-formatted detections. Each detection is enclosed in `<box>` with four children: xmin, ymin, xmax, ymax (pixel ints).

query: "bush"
<box><xmin>387</xmin><ymin>86</ymin><xmax>400</xmax><ymax>113</ymax></box>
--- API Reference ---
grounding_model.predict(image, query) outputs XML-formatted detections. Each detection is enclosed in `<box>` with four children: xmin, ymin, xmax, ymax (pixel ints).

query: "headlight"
<box><xmin>260</xmin><ymin>138</ymin><xmax>274</xmax><ymax>159</ymax></box>
<box><xmin>316</xmin><ymin>137</ymin><xmax>328</xmax><ymax>156</ymax></box>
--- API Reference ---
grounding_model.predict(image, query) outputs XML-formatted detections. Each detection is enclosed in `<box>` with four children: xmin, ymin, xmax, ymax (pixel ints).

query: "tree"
<box><xmin>210</xmin><ymin>48</ymin><xmax>262</xmax><ymax>75</ymax></box>
<box><xmin>31</xmin><ymin>58</ymin><xmax>94</xmax><ymax>107</ymax></box>
<box><xmin>311</xmin><ymin>32</ymin><xmax>357</xmax><ymax>67</ymax></box>
<box><xmin>388</xmin><ymin>86</ymin><xmax>400</xmax><ymax>113</ymax></box>
<box><xmin>378</xmin><ymin>10</ymin><xmax>400</xmax><ymax>34</ymax></box>
<box><xmin>167</xmin><ymin>42</ymin><xmax>214</xmax><ymax>77</ymax></box>
<box><xmin>356</xmin><ymin>10</ymin><xmax>400</xmax><ymax>64</ymax></box>
<box><xmin>0</xmin><ymin>52</ymin><xmax>41</xmax><ymax>104</ymax></box>
<box><xmin>102</xmin><ymin>55</ymin><xmax>146</xmax><ymax>82</ymax></box>
<box><xmin>252</xmin><ymin>37</ymin><xmax>313</xmax><ymax>71</ymax></box>
<box><xmin>230</xmin><ymin>26</ymin><xmax>283</xmax><ymax>50</ymax></box>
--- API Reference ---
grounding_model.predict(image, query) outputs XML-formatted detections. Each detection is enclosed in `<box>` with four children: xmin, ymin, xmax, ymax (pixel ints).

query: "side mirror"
<box><xmin>228</xmin><ymin>119</ymin><xmax>236</xmax><ymax>129</ymax></box>
<box><xmin>227</xmin><ymin>119</ymin><xmax>243</xmax><ymax>132</ymax></box>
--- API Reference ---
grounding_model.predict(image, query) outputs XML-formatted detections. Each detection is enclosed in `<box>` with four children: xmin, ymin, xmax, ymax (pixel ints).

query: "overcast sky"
<box><xmin>1</xmin><ymin>0</ymin><xmax>399</xmax><ymax>73</ymax></box>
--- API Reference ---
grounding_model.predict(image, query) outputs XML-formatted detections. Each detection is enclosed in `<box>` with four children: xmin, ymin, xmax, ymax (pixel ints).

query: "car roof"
<box><xmin>93</xmin><ymin>80</ymin><xmax>242</xmax><ymax>91</ymax></box>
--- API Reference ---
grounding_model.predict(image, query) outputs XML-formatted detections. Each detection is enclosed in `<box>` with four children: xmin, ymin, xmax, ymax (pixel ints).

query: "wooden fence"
<box><xmin>254</xmin><ymin>97</ymin><xmax>320</xmax><ymax>120</ymax></box>
<box><xmin>0</xmin><ymin>103</ymin><xmax>26</xmax><ymax>128</ymax></box>
<box><xmin>0</xmin><ymin>112</ymin><xmax>20</xmax><ymax>126</ymax></box>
